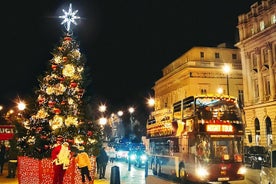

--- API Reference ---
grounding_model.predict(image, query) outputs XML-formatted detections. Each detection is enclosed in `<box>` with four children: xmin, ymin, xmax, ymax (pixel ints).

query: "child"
<box><xmin>75</xmin><ymin>146</ymin><xmax>93</xmax><ymax>184</ymax></box>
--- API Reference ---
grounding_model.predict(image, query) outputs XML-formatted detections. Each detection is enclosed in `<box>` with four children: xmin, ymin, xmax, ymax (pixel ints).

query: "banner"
<box><xmin>0</xmin><ymin>125</ymin><xmax>14</xmax><ymax>140</ymax></box>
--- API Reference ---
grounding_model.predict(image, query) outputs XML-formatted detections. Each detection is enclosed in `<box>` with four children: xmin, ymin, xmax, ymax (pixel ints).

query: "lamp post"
<box><xmin>128</xmin><ymin>107</ymin><xmax>135</xmax><ymax>133</ymax></box>
<box><xmin>223</xmin><ymin>64</ymin><xmax>231</xmax><ymax>95</ymax></box>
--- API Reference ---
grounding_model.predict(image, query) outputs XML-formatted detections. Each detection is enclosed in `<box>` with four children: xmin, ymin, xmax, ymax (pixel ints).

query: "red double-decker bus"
<box><xmin>146</xmin><ymin>95</ymin><xmax>246</xmax><ymax>184</ymax></box>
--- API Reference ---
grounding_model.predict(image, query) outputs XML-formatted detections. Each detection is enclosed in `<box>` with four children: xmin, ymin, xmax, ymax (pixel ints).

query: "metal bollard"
<box><xmin>110</xmin><ymin>166</ymin><xmax>120</xmax><ymax>184</ymax></box>
<box><xmin>145</xmin><ymin>160</ymin><xmax>148</xmax><ymax>177</ymax></box>
<box><xmin>128</xmin><ymin>159</ymin><xmax>131</xmax><ymax>171</ymax></box>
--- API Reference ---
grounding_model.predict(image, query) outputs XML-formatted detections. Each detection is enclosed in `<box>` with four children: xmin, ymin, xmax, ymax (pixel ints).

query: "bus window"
<box><xmin>213</xmin><ymin>140</ymin><xmax>231</xmax><ymax>160</ymax></box>
<box><xmin>196</xmin><ymin>139</ymin><xmax>210</xmax><ymax>161</ymax></box>
<box><xmin>272</xmin><ymin>151</ymin><xmax>276</xmax><ymax>167</ymax></box>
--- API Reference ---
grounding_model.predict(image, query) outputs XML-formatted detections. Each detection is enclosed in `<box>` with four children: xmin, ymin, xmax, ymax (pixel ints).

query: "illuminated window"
<box><xmin>201</xmin><ymin>89</ymin><xmax>207</xmax><ymax>95</ymax></box>
<box><xmin>271</xmin><ymin>14</ymin><xmax>276</xmax><ymax>24</ymax></box>
<box><xmin>251</xmin><ymin>27</ymin><xmax>255</xmax><ymax>35</ymax></box>
<box><xmin>260</xmin><ymin>20</ymin><xmax>265</xmax><ymax>31</ymax></box>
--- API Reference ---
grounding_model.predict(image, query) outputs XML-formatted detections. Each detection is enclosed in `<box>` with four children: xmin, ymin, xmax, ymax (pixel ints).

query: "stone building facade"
<box><xmin>152</xmin><ymin>45</ymin><xmax>243</xmax><ymax>126</ymax></box>
<box><xmin>235</xmin><ymin>0</ymin><xmax>276</xmax><ymax>146</ymax></box>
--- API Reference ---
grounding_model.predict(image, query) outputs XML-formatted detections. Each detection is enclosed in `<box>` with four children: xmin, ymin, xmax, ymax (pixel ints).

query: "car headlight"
<box><xmin>257</xmin><ymin>156</ymin><xmax>262</xmax><ymax>161</ymax></box>
<box><xmin>141</xmin><ymin>154</ymin><xmax>147</xmax><ymax>161</ymax></box>
<box><xmin>130</xmin><ymin>154</ymin><xmax>136</xmax><ymax>160</ymax></box>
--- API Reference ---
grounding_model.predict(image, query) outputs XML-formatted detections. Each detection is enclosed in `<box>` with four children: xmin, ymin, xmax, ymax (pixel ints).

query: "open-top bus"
<box><xmin>146</xmin><ymin>95</ymin><xmax>246</xmax><ymax>184</ymax></box>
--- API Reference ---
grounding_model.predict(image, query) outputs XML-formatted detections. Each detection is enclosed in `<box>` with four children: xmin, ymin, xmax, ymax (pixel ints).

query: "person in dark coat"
<box><xmin>0</xmin><ymin>143</ymin><xmax>6</xmax><ymax>175</ymax></box>
<box><xmin>96</xmin><ymin>147</ymin><xmax>109</xmax><ymax>179</ymax></box>
<box><xmin>6</xmin><ymin>146</ymin><xmax>18</xmax><ymax>178</ymax></box>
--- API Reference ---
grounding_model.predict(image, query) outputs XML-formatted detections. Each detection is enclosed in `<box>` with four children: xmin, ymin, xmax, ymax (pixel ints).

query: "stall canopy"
<box><xmin>0</xmin><ymin>125</ymin><xmax>14</xmax><ymax>140</ymax></box>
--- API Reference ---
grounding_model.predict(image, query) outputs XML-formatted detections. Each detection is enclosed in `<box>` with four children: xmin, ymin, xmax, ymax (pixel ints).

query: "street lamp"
<box><xmin>17</xmin><ymin>101</ymin><xmax>26</xmax><ymax>111</ymax></box>
<box><xmin>217</xmin><ymin>88</ymin><xmax>223</xmax><ymax>95</ymax></box>
<box><xmin>117</xmin><ymin>110</ymin><xmax>123</xmax><ymax>117</ymax></box>
<box><xmin>128</xmin><ymin>107</ymin><xmax>135</xmax><ymax>114</ymax></box>
<box><xmin>99</xmin><ymin>117</ymin><xmax>107</xmax><ymax>126</ymax></box>
<box><xmin>98</xmin><ymin>104</ymin><xmax>107</xmax><ymax>113</ymax></box>
<box><xmin>147</xmin><ymin>98</ymin><xmax>155</xmax><ymax>108</ymax></box>
<box><xmin>223</xmin><ymin>64</ymin><xmax>231</xmax><ymax>95</ymax></box>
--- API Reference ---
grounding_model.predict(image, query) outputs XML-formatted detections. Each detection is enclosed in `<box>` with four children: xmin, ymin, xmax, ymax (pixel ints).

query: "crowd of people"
<box><xmin>0</xmin><ymin>137</ymin><xmax>113</xmax><ymax>184</ymax></box>
<box><xmin>51</xmin><ymin>135</ymin><xmax>110</xmax><ymax>184</ymax></box>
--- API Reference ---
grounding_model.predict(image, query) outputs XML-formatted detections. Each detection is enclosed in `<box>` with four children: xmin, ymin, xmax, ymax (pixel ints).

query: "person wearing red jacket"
<box><xmin>51</xmin><ymin>136</ymin><xmax>71</xmax><ymax>184</ymax></box>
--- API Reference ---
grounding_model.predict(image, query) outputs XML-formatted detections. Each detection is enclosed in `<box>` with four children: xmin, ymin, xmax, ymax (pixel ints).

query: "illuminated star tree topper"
<box><xmin>59</xmin><ymin>3</ymin><xmax>80</xmax><ymax>32</ymax></box>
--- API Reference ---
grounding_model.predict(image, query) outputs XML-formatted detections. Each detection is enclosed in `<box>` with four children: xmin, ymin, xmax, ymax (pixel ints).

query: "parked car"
<box><xmin>244</xmin><ymin>145</ymin><xmax>268</xmax><ymax>169</ymax></box>
<box><xmin>260</xmin><ymin>145</ymin><xmax>276</xmax><ymax>184</ymax></box>
<box><xmin>128</xmin><ymin>150</ymin><xmax>148</xmax><ymax>168</ymax></box>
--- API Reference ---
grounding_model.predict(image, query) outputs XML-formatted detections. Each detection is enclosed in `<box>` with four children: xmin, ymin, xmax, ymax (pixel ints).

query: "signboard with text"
<box><xmin>0</xmin><ymin>125</ymin><xmax>15</xmax><ymax>140</ymax></box>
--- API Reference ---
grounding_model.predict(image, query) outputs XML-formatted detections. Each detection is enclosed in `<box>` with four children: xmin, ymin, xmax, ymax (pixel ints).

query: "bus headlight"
<box><xmin>237</xmin><ymin>166</ymin><xmax>246</xmax><ymax>175</ymax></box>
<box><xmin>196</xmin><ymin>167</ymin><xmax>209</xmax><ymax>178</ymax></box>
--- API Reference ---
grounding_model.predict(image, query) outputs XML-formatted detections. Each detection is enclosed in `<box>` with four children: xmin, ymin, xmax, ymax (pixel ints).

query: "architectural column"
<box><xmin>256</xmin><ymin>48</ymin><xmax>264</xmax><ymax>102</ymax></box>
<box><xmin>267</xmin><ymin>42</ymin><xmax>276</xmax><ymax>100</ymax></box>
<box><xmin>245</xmin><ymin>52</ymin><xmax>254</xmax><ymax>105</ymax></box>
<box><xmin>242</xmin><ymin>51</ymin><xmax>250</xmax><ymax>105</ymax></box>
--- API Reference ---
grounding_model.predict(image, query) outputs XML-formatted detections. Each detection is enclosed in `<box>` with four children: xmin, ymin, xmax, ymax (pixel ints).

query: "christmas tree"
<box><xmin>16</xmin><ymin>4</ymin><xmax>102</xmax><ymax>159</ymax></box>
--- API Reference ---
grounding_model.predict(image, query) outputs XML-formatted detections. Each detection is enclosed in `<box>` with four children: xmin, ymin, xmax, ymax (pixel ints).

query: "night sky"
<box><xmin>0</xmin><ymin>0</ymin><xmax>258</xmax><ymax>115</ymax></box>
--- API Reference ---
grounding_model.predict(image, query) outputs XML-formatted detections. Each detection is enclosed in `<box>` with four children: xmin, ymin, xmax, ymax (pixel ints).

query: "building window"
<box><xmin>254</xmin><ymin>81</ymin><xmax>259</xmax><ymax>98</ymax></box>
<box><xmin>215</xmin><ymin>53</ymin><xmax>220</xmax><ymax>59</ymax></box>
<box><xmin>263</xmin><ymin>48</ymin><xmax>268</xmax><ymax>64</ymax></box>
<box><xmin>238</xmin><ymin>90</ymin><xmax>244</xmax><ymax>108</ymax></box>
<box><xmin>232</xmin><ymin>54</ymin><xmax>237</xmax><ymax>60</ymax></box>
<box><xmin>271</xmin><ymin>14</ymin><xmax>276</xmax><ymax>24</ymax></box>
<box><xmin>265</xmin><ymin>117</ymin><xmax>272</xmax><ymax>146</ymax></box>
<box><xmin>165</xmin><ymin>97</ymin><xmax>168</xmax><ymax>108</ymax></box>
<box><xmin>260</xmin><ymin>20</ymin><xmax>265</xmax><ymax>31</ymax></box>
<box><xmin>252</xmin><ymin>53</ymin><xmax>257</xmax><ymax>69</ymax></box>
<box><xmin>255</xmin><ymin>118</ymin><xmax>261</xmax><ymax>145</ymax></box>
<box><xmin>201</xmin><ymin>89</ymin><xmax>207</xmax><ymax>95</ymax></box>
<box><xmin>265</xmin><ymin>78</ymin><xmax>271</xmax><ymax>100</ymax></box>
<box><xmin>200</xmin><ymin>52</ymin><xmax>204</xmax><ymax>58</ymax></box>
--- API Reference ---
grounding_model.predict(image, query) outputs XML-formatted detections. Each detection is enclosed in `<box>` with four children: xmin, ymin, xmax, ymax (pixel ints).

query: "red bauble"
<box><xmin>87</xmin><ymin>131</ymin><xmax>93</xmax><ymax>136</ymax></box>
<box><xmin>51</xmin><ymin>64</ymin><xmax>57</xmax><ymax>70</ymax></box>
<box><xmin>59</xmin><ymin>77</ymin><xmax>65</xmax><ymax>82</ymax></box>
<box><xmin>62</xmin><ymin>57</ymin><xmax>68</xmax><ymax>62</ymax></box>
<box><xmin>53</xmin><ymin>108</ymin><xmax>61</xmax><ymax>114</ymax></box>
<box><xmin>61</xmin><ymin>100</ymin><xmax>67</xmax><ymax>105</ymax></box>
<box><xmin>44</xmin><ymin>145</ymin><xmax>50</xmax><ymax>150</ymax></box>
<box><xmin>70</xmin><ymin>82</ymin><xmax>77</xmax><ymax>88</ymax></box>
<box><xmin>40</xmin><ymin>135</ymin><xmax>47</xmax><ymax>139</ymax></box>
<box><xmin>64</xmin><ymin>36</ymin><xmax>72</xmax><ymax>41</ymax></box>
<box><xmin>67</xmin><ymin>139</ymin><xmax>74</xmax><ymax>144</ymax></box>
<box><xmin>38</xmin><ymin>98</ymin><xmax>44</xmax><ymax>105</ymax></box>
<box><xmin>48</xmin><ymin>101</ymin><xmax>55</xmax><ymax>108</ymax></box>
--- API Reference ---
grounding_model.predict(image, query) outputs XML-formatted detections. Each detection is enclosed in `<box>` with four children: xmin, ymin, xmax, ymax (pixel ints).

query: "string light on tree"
<box><xmin>16</xmin><ymin>3</ymin><xmax>102</xmax><ymax>159</ymax></box>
